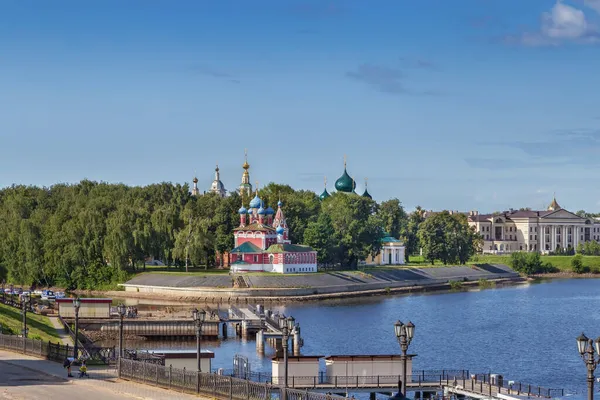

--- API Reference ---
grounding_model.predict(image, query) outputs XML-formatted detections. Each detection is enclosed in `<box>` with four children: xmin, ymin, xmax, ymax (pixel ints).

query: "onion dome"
<box><xmin>547</xmin><ymin>195</ymin><xmax>561</xmax><ymax>211</ymax></box>
<box><xmin>335</xmin><ymin>158</ymin><xmax>355</xmax><ymax>193</ymax></box>
<box><xmin>320</xmin><ymin>189</ymin><xmax>330</xmax><ymax>200</ymax></box>
<box><xmin>258</xmin><ymin>206</ymin><xmax>266</xmax><ymax>215</ymax></box>
<box><xmin>362</xmin><ymin>178</ymin><xmax>372</xmax><ymax>199</ymax></box>
<box><xmin>265</xmin><ymin>206</ymin><xmax>275</xmax><ymax>215</ymax></box>
<box><xmin>238</xmin><ymin>206</ymin><xmax>247</xmax><ymax>214</ymax></box>
<box><xmin>278</xmin><ymin>199</ymin><xmax>283</xmax><ymax>207</ymax></box>
<box><xmin>276</xmin><ymin>225</ymin><xmax>285</xmax><ymax>235</ymax></box>
<box><xmin>193</xmin><ymin>176</ymin><xmax>198</xmax><ymax>183</ymax></box>
<box><xmin>249</xmin><ymin>193</ymin><xmax>262</xmax><ymax>208</ymax></box>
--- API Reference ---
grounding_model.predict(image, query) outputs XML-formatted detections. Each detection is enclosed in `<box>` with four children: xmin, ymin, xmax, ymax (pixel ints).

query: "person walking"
<box><xmin>63</xmin><ymin>357</ymin><xmax>74</xmax><ymax>377</ymax></box>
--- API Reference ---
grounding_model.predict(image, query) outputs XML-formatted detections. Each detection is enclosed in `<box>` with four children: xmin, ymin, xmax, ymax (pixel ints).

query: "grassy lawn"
<box><xmin>0</xmin><ymin>303</ymin><xmax>61</xmax><ymax>342</ymax></box>
<box><xmin>472</xmin><ymin>254</ymin><xmax>600</xmax><ymax>272</ymax></box>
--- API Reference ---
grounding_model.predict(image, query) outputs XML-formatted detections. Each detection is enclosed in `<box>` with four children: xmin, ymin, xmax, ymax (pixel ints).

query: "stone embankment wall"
<box><xmin>118</xmin><ymin>264</ymin><xmax>523</xmax><ymax>303</ymax></box>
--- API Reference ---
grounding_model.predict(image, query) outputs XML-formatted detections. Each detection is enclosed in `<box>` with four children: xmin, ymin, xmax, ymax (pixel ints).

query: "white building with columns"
<box><xmin>468</xmin><ymin>197</ymin><xmax>600</xmax><ymax>254</ymax></box>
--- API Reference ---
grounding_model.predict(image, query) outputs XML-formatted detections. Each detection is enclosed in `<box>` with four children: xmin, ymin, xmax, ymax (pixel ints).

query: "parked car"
<box><xmin>41</xmin><ymin>290</ymin><xmax>55</xmax><ymax>300</ymax></box>
<box><xmin>55</xmin><ymin>292</ymin><xmax>65</xmax><ymax>299</ymax></box>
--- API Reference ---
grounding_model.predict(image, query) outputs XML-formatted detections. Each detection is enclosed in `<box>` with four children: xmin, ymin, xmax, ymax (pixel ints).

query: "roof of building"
<box><xmin>335</xmin><ymin>167</ymin><xmax>355</xmax><ymax>193</ymax></box>
<box><xmin>319</xmin><ymin>188</ymin><xmax>330</xmax><ymax>200</ymax></box>
<box><xmin>381</xmin><ymin>233</ymin><xmax>402</xmax><ymax>243</ymax></box>
<box><xmin>548</xmin><ymin>196</ymin><xmax>561</xmax><ymax>211</ymax></box>
<box><xmin>362</xmin><ymin>189</ymin><xmax>372</xmax><ymax>199</ymax></box>
<box><xmin>230</xmin><ymin>242</ymin><xmax>263</xmax><ymax>254</ymax></box>
<box><xmin>266</xmin><ymin>243</ymin><xmax>315</xmax><ymax>253</ymax></box>
<box><xmin>233</xmin><ymin>223</ymin><xmax>276</xmax><ymax>232</ymax></box>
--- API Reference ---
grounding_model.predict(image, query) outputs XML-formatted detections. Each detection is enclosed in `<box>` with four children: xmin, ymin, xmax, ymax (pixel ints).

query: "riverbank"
<box><xmin>0</xmin><ymin>303</ymin><xmax>61</xmax><ymax>341</ymax></box>
<box><xmin>86</xmin><ymin>276</ymin><xmax>525</xmax><ymax>303</ymax></box>
<box><xmin>73</xmin><ymin>264</ymin><xmax>523</xmax><ymax>303</ymax></box>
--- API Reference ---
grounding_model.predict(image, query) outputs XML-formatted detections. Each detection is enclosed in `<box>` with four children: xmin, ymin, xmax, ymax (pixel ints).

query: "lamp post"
<box><xmin>73</xmin><ymin>297</ymin><xmax>81</xmax><ymax>359</ymax></box>
<box><xmin>9</xmin><ymin>284</ymin><xmax>14</xmax><ymax>306</ymax></box>
<box><xmin>394</xmin><ymin>320</ymin><xmax>415</xmax><ymax>397</ymax></box>
<box><xmin>117</xmin><ymin>303</ymin><xmax>127</xmax><ymax>359</ymax></box>
<box><xmin>577</xmin><ymin>333</ymin><xmax>600</xmax><ymax>400</ymax></box>
<box><xmin>21</xmin><ymin>294</ymin><xmax>29</xmax><ymax>338</ymax></box>
<box><xmin>1</xmin><ymin>280</ymin><xmax>5</xmax><ymax>304</ymax></box>
<box><xmin>279</xmin><ymin>315</ymin><xmax>295</xmax><ymax>400</ymax></box>
<box><xmin>192</xmin><ymin>308</ymin><xmax>206</xmax><ymax>372</ymax></box>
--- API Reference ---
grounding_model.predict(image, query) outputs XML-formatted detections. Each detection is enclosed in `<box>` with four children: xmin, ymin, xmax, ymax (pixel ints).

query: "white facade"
<box><xmin>325</xmin><ymin>355</ymin><xmax>413</xmax><ymax>383</ymax></box>
<box><xmin>57</xmin><ymin>299</ymin><xmax>112</xmax><ymax>318</ymax></box>
<box><xmin>380</xmin><ymin>245</ymin><xmax>405</xmax><ymax>265</ymax></box>
<box><xmin>152</xmin><ymin>350</ymin><xmax>214</xmax><ymax>372</ymax></box>
<box><xmin>468</xmin><ymin>198</ymin><xmax>600</xmax><ymax>254</ymax></box>
<box><xmin>272</xmin><ymin>357</ymin><xmax>322</xmax><ymax>385</ymax></box>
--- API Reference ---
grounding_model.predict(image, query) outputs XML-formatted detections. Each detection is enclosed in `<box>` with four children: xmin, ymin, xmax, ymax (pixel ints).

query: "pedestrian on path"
<box><xmin>63</xmin><ymin>357</ymin><xmax>74</xmax><ymax>377</ymax></box>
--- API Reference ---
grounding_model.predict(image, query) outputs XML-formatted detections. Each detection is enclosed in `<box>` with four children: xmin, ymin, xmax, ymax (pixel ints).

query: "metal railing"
<box><xmin>0</xmin><ymin>333</ymin><xmax>72</xmax><ymax>362</ymax></box>
<box><xmin>467</xmin><ymin>373</ymin><xmax>564</xmax><ymax>398</ymax></box>
<box><xmin>119</xmin><ymin>358</ymin><xmax>345</xmax><ymax>400</ymax></box>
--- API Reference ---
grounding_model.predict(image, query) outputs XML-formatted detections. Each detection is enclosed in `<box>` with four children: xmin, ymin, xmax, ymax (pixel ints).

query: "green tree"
<box><xmin>403</xmin><ymin>206</ymin><xmax>425</xmax><ymax>262</ymax></box>
<box><xmin>418</xmin><ymin>211</ymin><xmax>480</xmax><ymax>265</ymax></box>
<box><xmin>377</xmin><ymin>199</ymin><xmax>407</xmax><ymax>240</ymax></box>
<box><xmin>571</xmin><ymin>254</ymin><xmax>585</xmax><ymax>273</ymax></box>
<box><xmin>303</xmin><ymin>212</ymin><xmax>336</xmax><ymax>265</ymax></box>
<box><xmin>321</xmin><ymin>193</ymin><xmax>382</xmax><ymax>268</ymax></box>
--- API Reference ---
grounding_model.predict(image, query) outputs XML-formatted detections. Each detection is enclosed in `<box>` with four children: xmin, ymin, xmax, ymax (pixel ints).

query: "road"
<box><xmin>0</xmin><ymin>360</ymin><xmax>128</xmax><ymax>400</ymax></box>
<box><xmin>0</xmin><ymin>350</ymin><xmax>206</xmax><ymax>400</ymax></box>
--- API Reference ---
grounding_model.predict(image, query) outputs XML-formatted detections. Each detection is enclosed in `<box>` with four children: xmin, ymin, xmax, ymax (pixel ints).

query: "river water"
<box><xmin>110</xmin><ymin>279</ymin><xmax>600</xmax><ymax>397</ymax></box>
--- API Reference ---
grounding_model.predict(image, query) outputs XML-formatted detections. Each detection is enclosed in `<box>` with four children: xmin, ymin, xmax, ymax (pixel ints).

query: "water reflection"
<box><xmin>104</xmin><ymin>279</ymin><xmax>600</xmax><ymax>396</ymax></box>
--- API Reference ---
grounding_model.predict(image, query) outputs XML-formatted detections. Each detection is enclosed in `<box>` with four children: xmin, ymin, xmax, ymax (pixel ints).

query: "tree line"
<box><xmin>0</xmin><ymin>180</ymin><xmax>480</xmax><ymax>288</ymax></box>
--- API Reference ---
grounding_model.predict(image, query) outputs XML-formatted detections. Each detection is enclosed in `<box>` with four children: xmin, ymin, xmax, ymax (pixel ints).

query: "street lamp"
<box><xmin>117</xmin><ymin>303</ymin><xmax>127</xmax><ymax>359</ymax></box>
<box><xmin>279</xmin><ymin>315</ymin><xmax>295</xmax><ymax>397</ymax></box>
<box><xmin>192</xmin><ymin>308</ymin><xmax>206</xmax><ymax>372</ymax></box>
<box><xmin>73</xmin><ymin>297</ymin><xmax>81</xmax><ymax>359</ymax></box>
<box><xmin>577</xmin><ymin>333</ymin><xmax>600</xmax><ymax>400</ymax></box>
<box><xmin>1</xmin><ymin>280</ymin><xmax>5</xmax><ymax>304</ymax></box>
<box><xmin>9</xmin><ymin>284</ymin><xmax>14</xmax><ymax>306</ymax></box>
<box><xmin>394</xmin><ymin>320</ymin><xmax>415</xmax><ymax>397</ymax></box>
<box><xmin>21</xmin><ymin>293</ymin><xmax>29</xmax><ymax>338</ymax></box>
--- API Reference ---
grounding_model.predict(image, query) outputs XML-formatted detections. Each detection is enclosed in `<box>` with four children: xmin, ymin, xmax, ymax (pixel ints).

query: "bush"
<box><xmin>478</xmin><ymin>279</ymin><xmax>495</xmax><ymax>289</ymax></box>
<box><xmin>510</xmin><ymin>252</ymin><xmax>553</xmax><ymax>275</ymax></box>
<box><xmin>572</xmin><ymin>255</ymin><xmax>585</xmax><ymax>274</ymax></box>
<box><xmin>590</xmin><ymin>265</ymin><xmax>600</xmax><ymax>274</ymax></box>
<box><xmin>449</xmin><ymin>281</ymin><xmax>464</xmax><ymax>291</ymax></box>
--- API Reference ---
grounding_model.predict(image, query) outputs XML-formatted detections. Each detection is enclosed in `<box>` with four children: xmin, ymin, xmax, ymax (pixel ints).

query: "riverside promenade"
<box><xmin>0</xmin><ymin>349</ymin><xmax>205</xmax><ymax>400</ymax></box>
<box><xmin>119</xmin><ymin>264</ymin><xmax>520</xmax><ymax>302</ymax></box>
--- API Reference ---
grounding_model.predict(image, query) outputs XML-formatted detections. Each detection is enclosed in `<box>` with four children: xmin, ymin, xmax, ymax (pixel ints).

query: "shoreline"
<box><xmin>78</xmin><ymin>276</ymin><xmax>528</xmax><ymax>304</ymax></box>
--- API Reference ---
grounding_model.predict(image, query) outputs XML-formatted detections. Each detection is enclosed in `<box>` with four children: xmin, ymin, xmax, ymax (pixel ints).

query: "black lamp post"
<box><xmin>279</xmin><ymin>315</ymin><xmax>295</xmax><ymax>398</ymax></box>
<box><xmin>1</xmin><ymin>280</ymin><xmax>5</xmax><ymax>304</ymax></box>
<box><xmin>9</xmin><ymin>284</ymin><xmax>14</xmax><ymax>306</ymax></box>
<box><xmin>73</xmin><ymin>297</ymin><xmax>81</xmax><ymax>359</ymax></box>
<box><xmin>577</xmin><ymin>333</ymin><xmax>600</xmax><ymax>400</ymax></box>
<box><xmin>117</xmin><ymin>303</ymin><xmax>127</xmax><ymax>359</ymax></box>
<box><xmin>21</xmin><ymin>293</ymin><xmax>29</xmax><ymax>338</ymax></box>
<box><xmin>394</xmin><ymin>320</ymin><xmax>415</xmax><ymax>396</ymax></box>
<box><xmin>192</xmin><ymin>308</ymin><xmax>206</xmax><ymax>372</ymax></box>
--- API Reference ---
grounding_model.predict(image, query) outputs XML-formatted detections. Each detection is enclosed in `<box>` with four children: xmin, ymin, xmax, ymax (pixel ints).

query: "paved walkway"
<box><xmin>47</xmin><ymin>317</ymin><xmax>73</xmax><ymax>346</ymax></box>
<box><xmin>0</xmin><ymin>350</ymin><xmax>208</xmax><ymax>400</ymax></box>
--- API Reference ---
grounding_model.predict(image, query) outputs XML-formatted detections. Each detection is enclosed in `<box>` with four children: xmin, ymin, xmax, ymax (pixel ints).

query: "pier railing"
<box><xmin>118</xmin><ymin>358</ymin><xmax>346</xmax><ymax>400</ymax></box>
<box><xmin>0</xmin><ymin>333</ymin><xmax>72</xmax><ymax>362</ymax></box>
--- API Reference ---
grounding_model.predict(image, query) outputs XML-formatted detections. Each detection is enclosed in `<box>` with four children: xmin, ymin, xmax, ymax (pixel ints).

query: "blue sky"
<box><xmin>1</xmin><ymin>0</ymin><xmax>600</xmax><ymax>213</ymax></box>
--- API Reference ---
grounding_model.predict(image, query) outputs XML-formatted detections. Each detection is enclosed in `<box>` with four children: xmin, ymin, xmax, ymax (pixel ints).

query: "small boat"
<box><xmin>41</xmin><ymin>290</ymin><xmax>56</xmax><ymax>300</ymax></box>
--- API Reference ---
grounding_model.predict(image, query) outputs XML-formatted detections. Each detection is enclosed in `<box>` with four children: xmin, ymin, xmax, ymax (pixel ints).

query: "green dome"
<box><xmin>319</xmin><ymin>189</ymin><xmax>331</xmax><ymax>200</ymax></box>
<box><xmin>335</xmin><ymin>168</ymin><xmax>355</xmax><ymax>193</ymax></box>
<box><xmin>362</xmin><ymin>189</ymin><xmax>372</xmax><ymax>199</ymax></box>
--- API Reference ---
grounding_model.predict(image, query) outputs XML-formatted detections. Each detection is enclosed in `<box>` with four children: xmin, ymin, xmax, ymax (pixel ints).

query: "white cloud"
<box><xmin>506</xmin><ymin>1</ymin><xmax>600</xmax><ymax>46</ymax></box>
<box><xmin>542</xmin><ymin>2</ymin><xmax>588</xmax><ymax>39</ymax></box>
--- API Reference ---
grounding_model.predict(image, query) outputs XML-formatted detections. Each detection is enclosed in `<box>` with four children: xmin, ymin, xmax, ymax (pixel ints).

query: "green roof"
<box><xmin>362</xmin><ymin>189</ymin><xmax>372</xmax><ymax>199</ymax></box>
<box><xmin>231</xmin><ymin>260</ymin><xmax>249</xmax><ymax>264</ymax></box>
<box><xmin>319</xmin><ymin>189</ymin><xmax>330</xmax><ymax>200</ymax></box>
<box><xmin>381</xmin><ymin>236</ymin><xmax>402</xmax><ymax>243</ymax></box>
<box><xmin>231</xmin><ymin>242</ymin><xmax>263</xmax><ymax>254</ymax></box>
<box><xmin>266</xmin><ymin>243</ymin><xmax>315</xmax><ymax>253</ymax></box>
<box><xmin>335</xmin><ymin>168</ymin><xmax>355</xmax><ymax>193</ymax></box>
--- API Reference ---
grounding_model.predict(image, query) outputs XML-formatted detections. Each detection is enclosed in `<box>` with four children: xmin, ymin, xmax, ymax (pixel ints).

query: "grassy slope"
<box><xmin>0</xmin><ymin>303</ymin><xmax>61</xmax><ymax>342</ymax></box>
<box><xmin>473</xmin><ymin>254</ymin><xmax>600</xmax><ymax>272</ymax></box>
